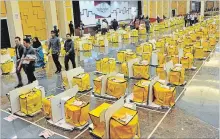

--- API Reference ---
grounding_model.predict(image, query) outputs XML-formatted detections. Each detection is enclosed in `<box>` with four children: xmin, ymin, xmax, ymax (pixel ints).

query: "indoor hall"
<box><xmin>0</xmin><ymin>0</ymin><xmax>220</xmax><ymax>139</ymax></box>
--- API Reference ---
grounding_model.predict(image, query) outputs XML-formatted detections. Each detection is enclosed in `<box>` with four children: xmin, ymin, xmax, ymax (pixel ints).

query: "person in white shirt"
<box><xmin>101</xmin><ymin>19</ymin><xmax>108</xmax><ymax>35</ymax></box>
<box><xmin>190</xmin><ymin>14</ymin><xmax>194</xmax><ymax>26</ymax></box>
<box><xmin>194</xmin><ymin>13</ymin><xmax>198</xmax><ymax>23</ymax></box>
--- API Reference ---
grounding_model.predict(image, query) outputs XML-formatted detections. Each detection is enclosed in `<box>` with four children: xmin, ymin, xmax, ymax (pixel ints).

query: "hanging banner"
<box><xmin>94</xmin><ymin>1</ymin><xmax>111</xmax><ymax>19</ymax></box>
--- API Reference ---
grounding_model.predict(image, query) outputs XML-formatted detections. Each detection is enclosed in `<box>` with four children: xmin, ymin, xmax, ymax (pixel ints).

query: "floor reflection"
<box><xmin>1</xmin><ymin>24</ymin><xmax>219</xmax><ymax>138</ymax></box>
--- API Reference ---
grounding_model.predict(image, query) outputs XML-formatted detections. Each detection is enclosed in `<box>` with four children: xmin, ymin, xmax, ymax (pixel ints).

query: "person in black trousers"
<box><xmin>48</xmin><ymin>30</ymin><xmax>62</xmax><ymax>73</ymax></box>
<box><xmin>145</xmin><ymin>17</ymin><xmax>151</xmax><ymax>34</ymax></box>
<box><xmin>64</xmin><ymin>33</ymin><xmax>76</xmax><ymax>71</ymax></box>
<box><xmin>17</xmin><ymin>38</ymin><xmax>36</xmax><ymax>84</ymax></box>
<box><xmin>184</xmin><ymin>14</ymin><xmax>188</xmax><ymax>27</ymax></box>
<box><xmin>53</xmin><ymin>25</ymin><xmax>59</xmax><ymax>37</ymax></box>
<box><xmin>69</xmin><ymin>21</ymin><xmax>74</xmax><ymax>36</ymax></box>
<box><xmin>14</xmin><ymin>36</ymin><xmax>24</xmax><ymax>88</ymax></box>
<box><xmin>112</xmin><ymin>19</ymin><xmax>119</xmax><ymax>31</ymax></box>
<box><xmin>157</xmin><ymin>16</ymin><xmax>161</xmax><ymax>23</ymax></box>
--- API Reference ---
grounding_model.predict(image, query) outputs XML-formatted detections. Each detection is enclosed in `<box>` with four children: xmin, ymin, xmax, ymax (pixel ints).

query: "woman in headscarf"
<box><xmin>33</xmin><ymin>37</ymin><xmax>45</xmax><ymax>68</ymax></box>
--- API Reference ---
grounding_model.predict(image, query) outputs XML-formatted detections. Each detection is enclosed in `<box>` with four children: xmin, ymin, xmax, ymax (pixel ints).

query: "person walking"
<box><xmin>134</xmin><ymin>18</ymin><xmax>139</xmax><ymax>30</ymax></box>
<box><xmin>79</xmin><ymin>21</ymin><xmax>84</xmax><ymax>37</ymax></box>
<box><xmin>145</xmin><ymin>16</ymin><xmax>151</xmax><ymax>34</ymax></box>
<box><xmin>129</xmin><ymin>19</ymin><xmax>135</xmax><ymax>30</ymax></box>
<box><xmin>14</xmin><ymin>37</ymin><xmax>24</xmax><ymax>88</ymax></box>
<box><xmin>184</xmin><ymin>14</ymin><xmax>188</xmax><ymax>27</ymax></box>
<box><xmin>69</xmin><ymin>21</ymin><xmax>74</xmax><ymax>36</ymax></box>
<box><xmin>194</xmin><ymin>13</ymin><xmax>198</xmax><ymax>23</ymax></box>
<box><xmin>101</xmin><ymin>19</ymin><xmax>108</xmax><ymax>35</ymax></box>
<box><xmin>96</xmin><ymin>19</ymin><xmax>101</xmax><ymax>33</ymax></box>
<box><xmin>163</xmin><ymin>15</ymin><xmax>166</xmax><ymax>19</ymax></box>
<box><xmin>32</xmin><ymin>37</ymin><xmax>45</xmax><ymax>68</ymax></box>
<box><xmin>190</xmin><ymin>14</ymin><xmax>195</xmax><ymax>26</ymax></box>
<box><xmin>17</xmin><ymin>38</ymin><xmax>36</xmax><ymax>84</ymax></box>
<box><xmin>48</xmin><ymin>30</ymin><xmax>62</xmax><ymax>73</ymax></box>
<box><xmin>112</xmin><ymin>19</ymin><xmax>119</xmax><ymax>31</ymax></box>
<box><xmin>53</xmin><ymin>25</ymin><xmax>59</xmax><ymax>37</ymax></box>
<box><xmin>64</xmin><ymin>33</ymin><xmax>76</xmax><ymax>71</ymax></box>
<box><xmin>157</xmin><ymin>16</ymin><xmax>161</xmax><ymax>23</ymax></box>
<box><xmin>187</xmin><ymin>13</ymin><xmax>190</xmax><ymax>26</ymax></box>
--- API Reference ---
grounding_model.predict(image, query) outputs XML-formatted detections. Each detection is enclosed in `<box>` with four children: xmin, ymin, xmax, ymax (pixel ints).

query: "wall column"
<box><xmin>5</xmin><ymin>1</ymin><xmax>23</xmax><ymax>47</ymax></box>
<box><xmin>163</xmin><ymin>0</ymin><xmax>169</xmax><ymax>18</ymax></box>
<box><xmin>200</xmin><ymin>0</ymin><xmax>205</xmax><ymax>16</ymax></box>
<box><xmin>44</xmin><ymin>1</ymin><xmax>58</xmax><ymax>38</ymax></box>
<box><xmin>150</xmin><ymin>0</ymin><xmax>157</xmax><ymax>18</ymax></box>
<box><xmin>176</xmin><ymin>1</ymin><xmax>179</xmax><ymax>15</ymax></box>
<box><xmin>147</xmin><ymin>0</ymin><xmax>150</xmax><ymax>17</ymax></box>
<box><xmin>157</xmin><ymin>0</ymin><xmax>163</xmax><ymax>18</ymax></box>
<box><xmin>186</xmin><ymin>0</ymin><xmax>190</xmax><ymax>13</ymax></box>
<box><xmin>56</xmin><ymin>1</ymin><xmax>68</xmax><ymax>38</ymax></box>
<box><xmin>168</xmin><ymin>0</ymin><xmax>171</xmax><ymax>18</ymax></box>
<box><xmin>142</xmin><ymin>0</ymin><xmax>147</xmax><ymax>17</ymax></box>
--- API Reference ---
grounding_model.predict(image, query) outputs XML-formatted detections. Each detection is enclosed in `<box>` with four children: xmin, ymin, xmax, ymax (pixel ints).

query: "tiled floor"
<box><xmin>1</xmin><ymin>23</ymin><xmax>219</xmax><ymax>138</ymax></box>
<box><xmin>1</xmin><ymin>110</ymin><xmax>66</xmax><ymax>139</ymax></box>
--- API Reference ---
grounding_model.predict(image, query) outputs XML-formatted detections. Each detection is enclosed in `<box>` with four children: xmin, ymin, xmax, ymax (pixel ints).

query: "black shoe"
<box><xmin>55</xmin><ymin>70</ymin><xmax>59</xmax><ymax>74</ymax></box>
<box><xmin>15</xmin><ymin>84</ymin><xmax>23</xmax><ymax>88</ymax></box>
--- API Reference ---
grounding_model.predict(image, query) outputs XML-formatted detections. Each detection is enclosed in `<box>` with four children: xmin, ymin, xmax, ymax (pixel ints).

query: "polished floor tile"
<box><xmin>151</xmin><ymin>107</ymin><xmax>219</xmax><ymax>138</ymax></box>
<box><xmin>1</xmin><ymin>111</ymin><xmax>65</xmax><ymax>139</ymax></box>
<box><xmin>1</xmin><ymin>23</ymin><xmax>219</xmax><ymax>138</ymax></box>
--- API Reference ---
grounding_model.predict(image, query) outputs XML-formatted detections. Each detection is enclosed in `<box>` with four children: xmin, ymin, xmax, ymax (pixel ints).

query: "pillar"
<box><xmin>200</xmin><ymin>0</ymin><xmax>205</xmax><ymax>16</ymax></box>
<box><xmin>44</xmin><ymin>1</ymin><xmax>58</xmax><ymax>38</ymax></box>
<box><xmin>157</xmin><ymin>0</ymin><xmax>163</xmax><ymax>18</ymax></box>
<box><xmin>5</xmin><ymin>1</ymin><xmax>23</xmax><ymax>47</ymax></box>
<box><xmin>150</xmin><ymin>0</ymin><xmax>157</xmax><ymax>18</ymax></box>
<box><xmin>178</xmin><ymin>1</ymin><xmax>187</xmax><ymax>15</ymax></box>
<box><xmin>56</xmin><ymin>1</ymin><xmax>68</xmax><ymax>38</ymax></box>
<box><xmin>142</xmin><ymin>0</ymin><xmax>150</xmax><ymax>17</ymax></box>
<box><xmin>163</xmin><ymin>0</ymin><xmax>170</xmax><ymax>18</ymax></box>
<box><xmin>147</xmin><ymin>0</ymin><xmax>150</xmax><ymax>17</ymax></box>
<box><xmin>176</xmin><ymin>1</ymin><xmax>179</xmax><ymax>15</ymax></box>
<box><xmin>168</xmin><ymin>0</ymin><xmax>171</xmax><ymax>18</ymax></box>
<box><xmin>65</xmin><ymin>0</ymin><xmax>74</xmax><ymax>23</ymax></box>
<box><xmin>142</xmin><ymin>0</ymin><xmax>147</xmax><ymax>17</ymax></box>
<box><xmin>186</xmin><ymin>0</ymin><xmax>190</xmax><ymax>13</ymax></box>
<box><xmin>171</xmin><ymin>0</ymin><xmax>178</xmax><ymax>17</ymax></box>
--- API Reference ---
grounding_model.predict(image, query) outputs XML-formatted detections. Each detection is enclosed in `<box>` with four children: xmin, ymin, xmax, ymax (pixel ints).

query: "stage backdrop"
<box><xmin>80</xmin><ymin>1</ymin><xmax>138</xmax><ymax>25</ymax></box>
<box><xmin>94</xmin><ymin>1</ymin><xmax>111</xmax><ymax>19</ymax></box>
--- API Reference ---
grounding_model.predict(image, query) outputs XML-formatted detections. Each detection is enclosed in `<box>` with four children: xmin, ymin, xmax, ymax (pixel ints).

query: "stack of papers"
<box><xmin>141</xmin><ymin>81</ymin><xmax>150</xmax><ymax>86</ymax></box>
<box><xmin>141</xmin><ymin>60</ymin><xmax>148</xmax><ymax>65</ymax></box>
<box><xmin>160</xmin><ymin>84</ymin><xmax>170</xmax><ymax>89</ymax></box>
<box><xmin>119</xmin><ymin>113</ymin><xmax>133</xmax><ymax>124</ymax></box>
<box><xmin>173</xmin><ymin>67</ymin><xmax>182</xmax><ymax>71</ymax></box>
<box><xmin>78</xmin><ymin>73</ymin><xmax>85</xmax><ymax>78</ymax></box>
<box><xmin>39</xmin><ymin>130</ymin><xmax>54</xmax><ymax>139</ymax></box>
<box><xmin>73</xmin><ymin>100</ymin><xmax>84</xmax><ymax>106</ymax></box>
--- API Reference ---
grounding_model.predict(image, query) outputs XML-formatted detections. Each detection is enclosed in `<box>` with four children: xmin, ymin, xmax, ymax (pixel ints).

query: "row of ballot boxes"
<box><xmin>8</xmin><ymin>79</ymin><xmax>141</xmax><ymax>138</ymax></box>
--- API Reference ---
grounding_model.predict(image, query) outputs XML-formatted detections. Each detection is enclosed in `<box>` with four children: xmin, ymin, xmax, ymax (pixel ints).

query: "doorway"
<box><xmin>1</xmin><ymin>19</ymin><xmax>11</xmax><ymax>48</ymax></box>
<box><xmin>172</xmin><ymin>9</ymin><xmax>176</xmax><ymax>17</ymax></box>
<box><xmin>191</xmin><ymin>1</ymin><xmax>201</xmax><ymax>12</ymax></box>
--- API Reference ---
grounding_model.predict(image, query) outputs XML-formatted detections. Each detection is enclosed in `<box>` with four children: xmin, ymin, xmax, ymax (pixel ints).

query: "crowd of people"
<box><xmin>184</xmin><ymin>13</ymin><xmax>200</xmax><ymax>27</ymax></box>
<box><xmin>14</xmin><ymin>13</ymin><xmax>198</xmax><ymax>88</ymax></box>
<box><xmin>14</xmin><ymin>27</ymin><xmax>76</xmax><ymax>88</ymax></box>
<box><xmin>95</xmin><ymin>18</ymin><xmax>119</xmax><ymax>35</ymax></box>
<box><xmin>205</xmin><ymin>7</ymin><xmax>219</xmax><ymax>12</ymax></box>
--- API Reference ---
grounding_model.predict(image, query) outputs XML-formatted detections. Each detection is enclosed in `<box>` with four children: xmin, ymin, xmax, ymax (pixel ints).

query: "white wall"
<box><xmin>80</xmin><ymin>1</ymin><xmax>138</xmax><ymax>26</ymax></box>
